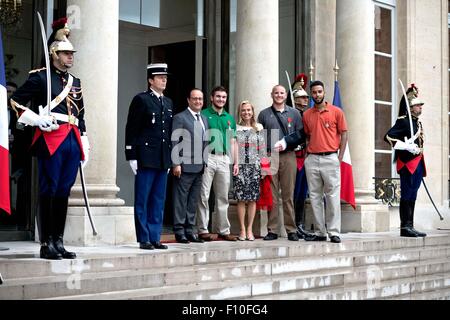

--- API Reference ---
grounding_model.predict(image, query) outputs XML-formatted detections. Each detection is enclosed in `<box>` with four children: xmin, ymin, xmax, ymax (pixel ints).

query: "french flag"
<box><xmin>0</xmin><ymin>27</ymin><xmax>11</xmax><ymax>215</ymax></box>
<box><xmin>333</xmin><ymin>80</ymin><xmax>356</xmax><ymax>209</ymax></box>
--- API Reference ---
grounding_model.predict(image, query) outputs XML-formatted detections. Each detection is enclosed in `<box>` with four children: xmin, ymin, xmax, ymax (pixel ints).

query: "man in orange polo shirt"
<box><xmin>302</xmin><ymin>80</ymin><xmax>348</xmax><ymax>243</ymax></box>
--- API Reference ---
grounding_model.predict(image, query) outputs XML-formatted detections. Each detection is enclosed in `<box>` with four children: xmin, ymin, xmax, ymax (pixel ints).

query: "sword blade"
<box><xmin>422</xmin><ymin>178</ymin><xmax>444</xmax><ymax>221</ymax></box>
<box><xmin>79</xmin><ymin>164</ymin><xmax>98</xmax><ymax>235</ymax></box>
<box><xmin>36</xmin><ymin>12</ymin><xmax>51</xmax><ymax>116</ymax></box>
<box><xmin>398</xmin><ymin>79</ymin><xmax>414</xmax><ymax>139</ymax></box>
<box><xmin>285</xmin><ymin>70</ymin><xmax>295</xmax><ymax>108</ymax></box>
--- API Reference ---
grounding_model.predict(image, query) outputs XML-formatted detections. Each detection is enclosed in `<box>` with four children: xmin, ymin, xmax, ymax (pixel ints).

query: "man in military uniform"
<box><xmin>125</xmin><ymin>63</ymin><xmax>173</xmax><ymax>250</ymax></box>
<box><xmin>10</xmin><ymin>17</ymin><xmax>89</xmax><ymax>259</ymax></box>
<box><xmin>291</xmin><ymin>75</ymin><xmax>310</xmax><ymax>238</ymax></box>
<box><xmin>384</xmin><ymin>84</ymin><xmax>427</xmax><ymax>237</ymax></box>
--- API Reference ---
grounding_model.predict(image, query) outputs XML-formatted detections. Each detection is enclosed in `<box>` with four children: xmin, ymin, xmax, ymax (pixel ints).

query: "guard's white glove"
<box><xmin>38</xmin><ymin>106</ymin><xmax>59</xmax><ymax>132</ymax></box>
<box><xmin>394</xmin><ymin>138</ymin><xmax>420</xmax><ymax>155</ymax></box>
<box><xmin>17</xmin><ymin>109</ymin><xmax>54</xmax><ymax>132</ymax></box>
<box><xmin>405</xmin><ymin>143</ymin><xmax>420</xmax><ymax>155</ymax></box>
<box><xmin>274</xmin><ymin>138</ymin><xmax>287</xmax><ymax>152</ymax></box>
<box><xmin>129</xmin><ymin>160</ymin><xmax>138</xmax><ymax>175</ymax></box>
<box><xmin>81</xmin><ymin>136</ymin><xmax>90</xmax><ymax>168</ymax></box>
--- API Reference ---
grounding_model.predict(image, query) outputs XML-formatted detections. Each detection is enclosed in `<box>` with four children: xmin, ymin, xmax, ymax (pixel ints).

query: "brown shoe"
<box><xmin>199</xmin><ymin>233</ymin><xmax>218</xmax><ymax>241</ymax></box>
<box><xmin>218</xmin><ymin>234</ymin><xmax>238</xmax><ymax>241</ymax></box>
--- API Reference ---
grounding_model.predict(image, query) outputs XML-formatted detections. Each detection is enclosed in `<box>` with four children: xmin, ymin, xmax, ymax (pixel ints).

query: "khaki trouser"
<box><xmin>267</xmin><ymin>151</ymin><xmax>297</xmax><ymax>234</ymax></box>
<box><xmin>196</xmin><ymin>154</ymin><xmax>231</xmax><ymax>235</ymax></box>
<box><xmin>304</xmin><ymin>153</ymin><xmax>341</xmax><ymax>237</ymax></box>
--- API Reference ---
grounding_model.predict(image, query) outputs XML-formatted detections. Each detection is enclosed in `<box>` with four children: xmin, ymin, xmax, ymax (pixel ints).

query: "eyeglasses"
<box><xmin>190</xmin><ymin>97</ymin><xmax>203</xmax><ymax>101</ymax></box>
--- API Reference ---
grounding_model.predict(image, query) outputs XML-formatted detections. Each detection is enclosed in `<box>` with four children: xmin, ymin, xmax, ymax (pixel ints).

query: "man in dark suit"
<box><xmin>125</xmin><ymin>63</ymin><xmax>173</xmax><ymax>250</ymax></box>
<box><xmin>171</xmin><ymin>89</ymin><xmax>209</xmax><ymax>243</ymax></box>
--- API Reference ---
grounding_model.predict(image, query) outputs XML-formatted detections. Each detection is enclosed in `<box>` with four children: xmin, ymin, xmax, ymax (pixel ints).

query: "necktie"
<box><xmin>196</xmin><ymin>113</ymin><xmax>205</xmax><ymax>134</ymax></box>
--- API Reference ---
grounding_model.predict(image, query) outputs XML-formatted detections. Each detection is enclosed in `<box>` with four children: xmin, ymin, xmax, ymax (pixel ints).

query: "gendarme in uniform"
<box><xmin>125</xmin><ymin>63</ymin><xmax>173</xmax><ymax>250</ymax></box>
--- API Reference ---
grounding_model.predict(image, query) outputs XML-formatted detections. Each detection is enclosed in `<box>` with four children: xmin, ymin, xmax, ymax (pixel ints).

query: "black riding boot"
<box><xmin>399</xmin><ymin>199</ymin><xmax>418</xmax><ymax>237</ymax></box>
<box><xmin>38</xmin><ymin>196</ymin><xmax>62</xmax><ymax>260</ymax></box>
<box><xmin>295</xmin><ymin>198</ymin><xmax>310</xmax><ymax>239</ymax></box>
<box><xmin>408</xmin><ymin>200</ymin><xmax>427</xmax><ymax>237</ymax></box>
<box><xmin>53</xmin><ymin>197</ymin><xmax>76</xmax><ymax>259</ymax></box>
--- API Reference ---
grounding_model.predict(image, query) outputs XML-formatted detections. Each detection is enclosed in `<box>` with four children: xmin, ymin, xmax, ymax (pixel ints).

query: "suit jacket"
<box><xmin>125</xmin><ymin>90</ymin><xmax>173</xmax><ymax>170</ymax></box>
<box><xmin>171</xmin><ymin>108</ymin><xmax>209</xmax><ymax>173</ymax></box>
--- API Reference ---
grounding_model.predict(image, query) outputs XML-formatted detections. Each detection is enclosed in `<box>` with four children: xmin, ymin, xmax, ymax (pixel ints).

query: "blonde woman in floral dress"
<box><xmin>233</xmin><ymin>101</ymin><xmax>265</xmax><ymax>241</ymax></box>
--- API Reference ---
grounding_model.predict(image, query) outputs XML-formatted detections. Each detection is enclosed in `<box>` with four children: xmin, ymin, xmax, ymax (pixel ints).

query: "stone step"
<box><xmin>250</xmin><ymin>272</ymin><xmax>450</xmax><ymax>300</ymax></box>
<box><xmin>2</xmin><ymin>242</ymin><xmax>449</xmax><ymax>299</ymax></box>
<box><xmin>38</xmin><ymin>258</ymin><xmax>450</xmax><ymax>300</ymax></box>
<box><xmin>385</xmin><ymin>287</ymin><xmax>450</xmax><ymax>300</ymax></box>
<box><xmin>2</xmin><ymin>237</ymin><xmax>449</xmax><ymax>281</ymax></box>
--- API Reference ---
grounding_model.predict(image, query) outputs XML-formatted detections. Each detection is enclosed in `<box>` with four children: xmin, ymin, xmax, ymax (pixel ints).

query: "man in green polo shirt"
<box><xmin>196</xmin><ymin>86</ymin><xmax>239</xmax><ymax>241</ymax></box>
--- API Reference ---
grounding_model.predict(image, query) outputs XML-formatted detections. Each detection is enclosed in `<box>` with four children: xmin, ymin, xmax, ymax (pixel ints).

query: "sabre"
<box><xmin>422</xmin><ymin>178</ymin><xmax>444</xmax><ymax>221</ymax></box>
<box><xmin>79</xmin><ymin>164</ymin><xmax>98</xmax><ymax>235</ymax></box>
<box><xmin>285</xmin><ymin>70</ymin><xmax>295</xmax><ymax>108</ymax></box>
<box><xmin>398</xmin><ymin>79</ymin><xmax>414</xmax><ymax>139</ymax></box>
<box><xmin>36</xmin><ymin>12</ymin><xmax>51</xmax><ymax>117</ymax></box>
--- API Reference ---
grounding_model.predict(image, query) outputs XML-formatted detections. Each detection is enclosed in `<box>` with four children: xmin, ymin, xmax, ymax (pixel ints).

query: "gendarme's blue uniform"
<box><xmin>125</xmin><ymin>89</ymin><xmax>173</xmax><ymax>244</ymax></box>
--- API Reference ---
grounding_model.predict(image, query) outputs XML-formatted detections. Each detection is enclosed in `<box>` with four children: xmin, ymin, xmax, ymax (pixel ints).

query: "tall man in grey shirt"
<box><xmin>257</xmin><ymin>85</ymin><xmax>303</xmax><ymax>241</ymax></box>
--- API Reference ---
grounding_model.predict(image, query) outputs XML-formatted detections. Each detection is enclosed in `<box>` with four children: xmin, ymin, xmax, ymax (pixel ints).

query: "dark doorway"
<box><xmin>148</xmin><ymin>41</ymin><xmax>196</xmax><ymax>231</ymax></box>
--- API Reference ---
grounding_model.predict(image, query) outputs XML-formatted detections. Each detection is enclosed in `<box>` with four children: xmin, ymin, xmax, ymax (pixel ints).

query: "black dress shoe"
<box><xmin>400</xmin><ymin>227</ymin><xmax>419</xmax><ymax>237</ymax></box>
<box><xmin>304</xmin><ymin>234</ymin><xmax>327</xmax><ymax>242</ymax></box>
<box><xmin>151</xmin><ymin>242</ymin><xmax>168</xmax><ymax>249</ymax></box>
<box><xmin>186</xmin><ymin>234</ymin><xmax>204</xmax><ymax>243</ymax></box>
<box><xmin>54</xmin><ymin>237</ymin><xmax>77</xmax><ymax>259</ymax></box>
<box><xmin>330</xmin><ymin>235</ymin><xmax>341</xmax><ymax>243</ymax></box>
<box><xmin>139</xmin><ymin>242</ymin><xmax>155</xmax><ymax>250</ymax></box>
<box><xmin>175</xmin><ymin>235</ymin><xmax>190</xmax><ymax>244</ymax></box>
<box><xmin>40</xmin><ymin>243</ymin><xmax>63</xmax><ymax>260</ymax></box>
<box><xmin>287</xmin><ymin>232</ymin><xmax>299</xmax><ymax>241</ymax></box>
<box><xmin>297</xmin><ymin>225</ymin><xmax>311</xmax><ymax>239</ymax></box>
<box><xmin>411</xmin><ymin>228</ymin><xmax>427</xmax><ymax>237</ymax></box>
<box><xmin>263</xmin><ymin>232</ymin><xmax>278</xmax><ymax>241</ymax></box>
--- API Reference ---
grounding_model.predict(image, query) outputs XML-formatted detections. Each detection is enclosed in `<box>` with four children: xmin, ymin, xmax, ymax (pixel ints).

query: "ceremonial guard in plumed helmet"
<box><xmin>384</xmin><ymin>84</ymin><xmax>427</xmax><ymax>237</ymax></box>
<box><xmin>10</xmin><ymin>18</ymin><xmax>89</xmax><ymax>259</ymax></box>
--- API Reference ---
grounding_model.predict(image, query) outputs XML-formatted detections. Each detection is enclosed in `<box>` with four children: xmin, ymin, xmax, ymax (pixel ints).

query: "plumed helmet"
<box><xmin>398</xmin><ymin>83</ymin><xmax>422</xmax><ymax>117</ymax></box>
<box><xmin>292</xmin><ymin>73</ymin><xmax>309</xmax><ymax>98</ymax></box>
<box><xmin>409</xmin><ymin>97</ymin><xmax>424</xmax><ymax>107</ymax></box>
<box><xmin>293</xmin><ymin>87</ymin><xmax>309</xmax><ymax>98</ymax></box>
<box><xmin>48</xmin><ymin>17</ymin><xmax>76</xmax><ymax>58</ymax></box>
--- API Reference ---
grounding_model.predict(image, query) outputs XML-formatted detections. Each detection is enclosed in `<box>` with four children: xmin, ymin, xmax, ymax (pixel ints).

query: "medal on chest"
<box><xmin>152</xmin><ymin>113</ymin><xmax>156</xmax><ymax>124</ymax></box>
<box><xmin>287</xmin><ymin>117</ymin><xmax>292</xmax><ymax>128</ymax></box>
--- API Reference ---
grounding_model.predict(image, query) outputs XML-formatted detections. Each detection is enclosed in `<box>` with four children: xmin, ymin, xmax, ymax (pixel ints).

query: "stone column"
<box><xmin>310</xmin><ymin>0</ymin><xmax>336</xmax><ymax>90</ymax></box>
<box><xmin>235</xmin><ymin>0</ymin><xmax>279</xmax><ymax>115</ymax></box>
<box><xmin>336</xmin><ymin>0</ymin><xmax>389</xmax><ymax>232</ymax></box>
<box><xmin>63</xmin><ymin>0</ymin><xmax>134</xmax><ymax>245</ymax></box>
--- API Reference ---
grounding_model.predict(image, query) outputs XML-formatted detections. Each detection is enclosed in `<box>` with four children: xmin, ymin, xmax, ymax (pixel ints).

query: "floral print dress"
<box><xmin>233</xmin><ymin>125</ymin><xmax>265</xmax><ymax>201</ymax></box>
